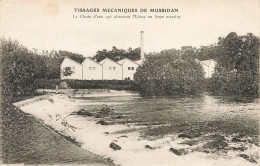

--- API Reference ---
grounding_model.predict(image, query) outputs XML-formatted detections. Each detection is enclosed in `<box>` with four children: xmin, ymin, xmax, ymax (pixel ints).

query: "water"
<box><xmin>13</xmin><ymin>92</ymin><xmax>260</xmax><ymax>165</ymax></box>
<box><xmin>81</xmin><ymin>93</ymin><xmax>259</xmax><ymax>136</ymax></box>
<box><xmin>79</xmin><ymin>93</ymin><xmax>259</xmax><ymax>153</ymax></box>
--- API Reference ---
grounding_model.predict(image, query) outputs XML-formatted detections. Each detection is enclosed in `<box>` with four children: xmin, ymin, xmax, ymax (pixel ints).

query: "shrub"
<box><xmin>134</xmin><ymin>54</ymin><xmax>205</xmax><ymax>96</ymax></box>
<box><xmin>36</xmin><ymin>79</ymin><xmax>139</xmax><ymax>91</ymax></box>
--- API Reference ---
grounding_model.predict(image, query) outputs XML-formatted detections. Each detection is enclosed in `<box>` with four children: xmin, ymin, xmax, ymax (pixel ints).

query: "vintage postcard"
<box><xmin>0</xmin><ymin>0</ymin><xmax>259</xmax><ymax>166</ymax></box>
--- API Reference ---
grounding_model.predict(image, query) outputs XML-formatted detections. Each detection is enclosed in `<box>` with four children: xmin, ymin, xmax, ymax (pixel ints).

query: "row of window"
<box><xmin>128</xmin><ymin>67</ymin><xmax>135</xmax><ymax>70</ymax></box>
<box><xmin>65</xmin><ymin>66</ymin><xmax>135</xmax><ymax>71</ymax></box>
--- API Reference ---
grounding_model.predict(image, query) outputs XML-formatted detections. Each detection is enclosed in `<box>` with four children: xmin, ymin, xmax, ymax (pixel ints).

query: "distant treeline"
<box><xmin>92</xmin><ymin>46</ymin><xmax>141</xmax><ymax>62</ymax></box>
<box><xmin>0</xmin><ymin>32</ymin><xmax>259</xmax><ymax>101</ymax></box>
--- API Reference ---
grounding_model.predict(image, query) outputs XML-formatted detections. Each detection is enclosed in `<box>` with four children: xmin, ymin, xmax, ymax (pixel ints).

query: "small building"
<box><xmin>99</xmin><ymin>58</ymin><xmax>123</xmax><ymax>80</ymax></box>
<box><xmin>199</xmin><ymin>59</ymin><xmax>216</xmax><ymax>78</ymax></box>
<box><xmin>82</xmin><ymin>58</ymin><xmax>102</xmax><ymax>80</ymax></box>
<box><xmin>118</xmin><ymin>58</ymin><xmax>140</xmax><ymax>80</ymax></box>
<box><xmin>60</xmin><ymin>57</ymin><xmax>82</xmax><ymax>80</ymax></box>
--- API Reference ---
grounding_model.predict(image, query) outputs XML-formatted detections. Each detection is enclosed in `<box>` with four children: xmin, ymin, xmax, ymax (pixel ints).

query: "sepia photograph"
<box><xmin>0</xmin><ymin>0</ymin><xmax>259</xmax><ymax>166</ymax></box>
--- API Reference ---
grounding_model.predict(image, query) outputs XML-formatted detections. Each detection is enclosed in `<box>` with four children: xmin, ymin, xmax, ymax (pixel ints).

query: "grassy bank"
<box><xmin>1</xmin><ymin>100</ymin><xmax>113</xmax><ymax>165</ymax></box>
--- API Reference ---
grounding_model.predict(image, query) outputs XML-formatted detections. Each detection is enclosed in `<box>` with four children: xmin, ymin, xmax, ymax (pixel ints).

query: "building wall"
<box><xmin>200</xmin><ymin>60</ymin><xmax>216</xmax><ymax>78</ymax></box>
<box><xmin>60</xmin><ymin>58</ymin><xmax>82</xmax><ymax>80</ymax></box>
<box><xmin>207</xmin><ymin>61</ymin><xmax>216</xmax><ymax>78</ymax></box>
<box><xmin>121</xmin><ymin>59</ymin><xmax>139</xmax><ymax>80</ymax></box>
<box><xmin>82</xmin><ymin>59</ymin><xmax>102</xmax><ymax>80</ymax></box>
<box><xmin>102</xmin><ymin>59</ymin><xmax>122</xmax><ymax>80</ymax></box>
<box><xmin>60</xmin><ymin>57</ymin><xmax>216</xmax><ymax>80</ymax></box>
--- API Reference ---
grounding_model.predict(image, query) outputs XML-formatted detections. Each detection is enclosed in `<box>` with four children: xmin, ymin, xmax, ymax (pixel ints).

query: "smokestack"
<box><xmin>140</xmin><ymin>31</ymin><xmax>144</xmax><ymax>59</ymax></box>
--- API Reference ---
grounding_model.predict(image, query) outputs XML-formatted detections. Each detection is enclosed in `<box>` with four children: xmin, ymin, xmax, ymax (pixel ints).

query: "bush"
<box><xmin>36</xmin><ymin>79</ymin><xmax>62</xmax><ymax>89</ymax></box>
<box><xmin>209</xmin><ymin>70</ymin><xmax>259</xmax><ymax>95</ymax></box>
<box><xmin>134</xmin><ymin>54</ymin><xmax>205</xmax><ymax>96</ymax></box>
<box><xmin>36</xmin><ymin>79</ymin><xmax>139</xmax><ymax>91</ymax></box>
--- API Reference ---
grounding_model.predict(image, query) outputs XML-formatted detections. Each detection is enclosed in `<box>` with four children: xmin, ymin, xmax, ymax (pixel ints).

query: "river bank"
<box><xmin>13</xmin><ymin>90</ymin><xmax>260</xmax><ymax>166</ymax></box>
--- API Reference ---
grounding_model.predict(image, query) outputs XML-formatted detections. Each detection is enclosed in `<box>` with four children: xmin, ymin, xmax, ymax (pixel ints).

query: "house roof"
<box><xmin>60</xmin><ymin>57</ymin><xmax>83</xmax><ymax>66</ymax></box>
<box><xmin>200</xmin><ymin>59</ymin><xmax>216</xmax><ymax>67</ymax></box>
<box><xmin>135</xmin><ymin>59</ymin><xmax>144</xmax><ymax>65</ymax></box>
<box><xmin>117</xmin><ymin>59</ymin><xmax>125</xmax><ymax>65</ymax></box>
<box><xmin>99</xmin><ymin>58</ymin><xmax>122</xmax><ymax>66</ymax></box>
<box><xmin>117</xmin><ymin>58</ymin><xmax>140</xmax><ymax>66</ymax></box>
<box><xmin>82</xmin><ymin>57</ymin><xmax>102</xmax><ymax>66</ymax></box>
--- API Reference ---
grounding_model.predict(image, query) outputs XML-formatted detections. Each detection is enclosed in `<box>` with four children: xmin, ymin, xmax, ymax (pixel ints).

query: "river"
<box><xmin>16</xmin><ymin>91</ymin><xmax>260</xmax><ymax>165</ymax></box>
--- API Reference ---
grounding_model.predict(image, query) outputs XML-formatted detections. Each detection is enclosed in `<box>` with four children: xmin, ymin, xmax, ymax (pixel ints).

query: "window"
<box><xmin>89</xmin><ymin>67</ymin><xmax>96</xmax><ymax>70</ymax></box>
<box><xmin>93</xmin><ymin>67</ymin><xmax>96</xmax><ymax>70</ymax></box>
<box><xmin>89</xmin><ymin>67</ymin><xmax>92</xmax><ymax>70</ymax></box>
<box><xmin>72</xmin><ymin>66</ymin><xmax>75</xmax><ymax>70</ymax></box>
<box><xmin>128</xmin><ymin>67</ymin><xmax>134</xmax><ymax>70</ymax></box>
<box><xmin>65</xmin><ymin>67</ymin><xmax>71</xmax><ymax>70</ymax></box>
<box><xmin>109</xmin><ymin>67</ymin><xmax>115</xmax><ymax>70</ymax></box>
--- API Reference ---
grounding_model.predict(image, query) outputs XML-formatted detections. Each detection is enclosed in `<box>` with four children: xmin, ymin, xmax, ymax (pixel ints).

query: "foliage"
<box><xmin>2</xmin><ymin>31</ymin><xmax>258</xmax><ymax>98</ymax></box>
<box><xmin>27</xmin><ymin>49</ymin><xmax>85</xmax><ymax>79</ymax></box>
<box><xmin>0</xmin><ymin>38</ymin><xmax>87</xmax><ymax>100</ymax></box>
<box><xmin>62</xmin><ymin>67</ymin><xmax>74</xmax><ymax>77</ymax></box>
<box><xmin>197</xmin><ymin>45</ymin><xmax>221</xmax><ymax>61</ymax></box>
<box><xmin>92</xmin><ymin>46</ymin><xmax>141</xmax><ymax>62</ymax></box>
<box><xmin>36</xmin><ymin>79</ymin><xmax>139</xmax><ymax>91</ymax></box>
<box><xmin>58</xmin><ymin>50</ymin><xmax>85</xmax><ymax>63</ymax></box>
<box><xmin>0</xmin><ymin>38</ymin><xmax>39</xmax><ymax>99</ymax></box>
<box><xmin>44</xmin><ymin>50</ymin><xmax>85</xmax><ymax>79</ymax></box>
<box><xmin>160</xmin><ymin>45</ymin><xmax>221</xmax><ymax>61</ymax></box>
<box><xmin>134</xmin><ymin>52</ymin><xmax>205</xmax><ymax>96</ymax></box>
<box><xmin>209</xmin><ymin>32</ymin><xmax>259</xmax><ymax>95</ymax></box>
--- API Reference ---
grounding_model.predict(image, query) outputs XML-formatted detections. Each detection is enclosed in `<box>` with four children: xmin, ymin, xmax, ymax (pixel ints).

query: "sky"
<box><xmin>0</xmin><ymin>0</ymin><xmax>259</xmax><ymax>57</ymax></box>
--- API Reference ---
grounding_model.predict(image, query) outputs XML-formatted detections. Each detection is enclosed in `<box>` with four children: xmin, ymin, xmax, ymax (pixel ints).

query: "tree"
<box><xmin>127</xmin><ymin>47</ymin><xmax>141</xmax><ymax>61</ymax></box>
<box><xmin>160</xmin><ymin>48</ymin><xmax>181</xmax><ymax>57</ymax></box>
<box><xmin>209</xmin><ymin>32</ymin><xmax>259</xmax><ymax>95</ymax></box>
<box><xmin>58</xmin><ymin>50</ymin><xmax>85</xmax><ymax>63</ymax></box>
<box><xmin>39</xmin><ymin>50</ymin><xmax>85</xmax><ymax>79</ymax></box>
<box><xmin>134</xmin><ymin>52</ymin><xmax>205</xmax><ymax>96</ymax></box>
<box><xmin>92</xmin><ymin>46</ymin><xmax>141</xmax><ymax>62</ymax></box>
<box><xmin>197</xmin><ymin>45</ymin><xmax>220</xmax><ymax>61</ymax></box>
<box><xmin>0</xmin><ymin>38</ymin><xmax>39</xmax><ymax>99</ymax></box>
<box><xmin>62</xmin><ymin>67</ymin><xmax>74</xmax><ymax>77</ymax></box>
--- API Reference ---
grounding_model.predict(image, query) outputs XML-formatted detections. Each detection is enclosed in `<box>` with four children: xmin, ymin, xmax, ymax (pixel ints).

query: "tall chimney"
<box><xmin>140</xmin><ymin>31</ymin><xmax>144</xmax><ymax>59</ymax></box>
